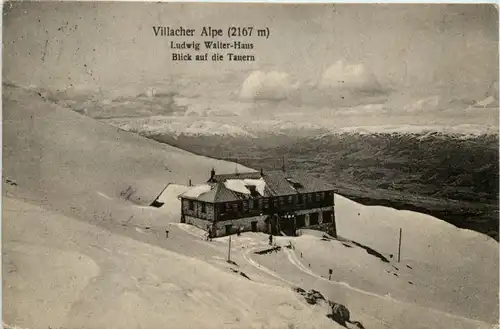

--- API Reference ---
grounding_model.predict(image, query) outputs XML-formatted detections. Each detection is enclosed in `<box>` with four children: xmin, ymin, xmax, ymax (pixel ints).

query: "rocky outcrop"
<box><xmin>293</xmin><ymin>287</ymin><xmax>365</xmax><ymax>328</ymax></box>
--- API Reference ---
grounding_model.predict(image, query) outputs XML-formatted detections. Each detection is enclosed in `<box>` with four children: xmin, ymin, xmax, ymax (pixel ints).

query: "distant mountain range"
<box><xmin>101</xmin><ymin>115</ymin><xmax>498</xmax><ymax>140</ymax></box>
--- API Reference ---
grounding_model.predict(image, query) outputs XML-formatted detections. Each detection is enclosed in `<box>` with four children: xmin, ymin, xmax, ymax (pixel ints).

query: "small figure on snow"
<box><xmin>206</xmin><ymin>225</ymin><xmax>211</xmax><ymax>241</ymax></box>
<box><xmin>165</xmin><ymin>224</ymin><xmax>172</xmax><ymax>238</ymax></box>
<box><xmin>269</xmin><ymin>234</ymin><xmax>273</xmax><ymax>246</ymax></box>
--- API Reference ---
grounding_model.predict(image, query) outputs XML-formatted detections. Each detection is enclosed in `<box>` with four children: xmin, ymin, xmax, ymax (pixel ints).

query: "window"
<box><xmin>307</xmin><ymin>194</ymin><xmax>312</xmax><ymax>203</ymax></box>
<box><xmin>285</xmin><ymin>178</ymin><xmax>303</xmax><ymax>188</ymax></box>
<box><xmin>288</xmin><ymin>196</ymin><xmax>293</xmax><ymax>204</ymax></box>
<box><xmin>254</xmin><ymin>199</ymin><xmax>259</xmax><ymax>209</ymax></box>
<box><xmin>315</xmin><ymin>193</ymin><xmax>320</xmax><ymax>202</ymax></box>
<box><xmin>279</xmin><ymin>197</ymin><xmax>285</xmax><ymax>206</ymax></box>
<box><xmin>320</xmin><ymin>192</ymin><xmax>325</xmax><ymax>201</ymax></box>
<box><xmin>298</xmin><ymin>194</ymin><xmax>303</xmax><ymax>204</ymax></box>
<box><xmin>201</xmin><ymin>203</ymin><xmax>206</xmax><ymax>213</ymax></box>
<box><xmin>243</xmin><ymin>200</ymin><xmax>249</xmax><ymax>212</ymax></box>
<box><xmin>246</xmin><ymin>185</ymin><xmax>259</xmax><ymax>197</ymax></box>
<box><xmin>189</xmin><ymin>200</ymin><xmax>194</xmax><ymax>211</ymax></box>
<box><xmin>225</xmin><ymin>203</ymin><xmax>232</xmax><ymax>212</ymax></box>
<box><xmin>263</xmin><ymin>198</ymin><xmax>269</xmax><ymax>209</ymax></box>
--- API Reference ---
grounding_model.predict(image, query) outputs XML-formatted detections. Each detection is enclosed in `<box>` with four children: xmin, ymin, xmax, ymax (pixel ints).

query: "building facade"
<box><xmin>180</xmin><ymin>169</ymin><xmax>337</xmax><ymax>238</ymax></box>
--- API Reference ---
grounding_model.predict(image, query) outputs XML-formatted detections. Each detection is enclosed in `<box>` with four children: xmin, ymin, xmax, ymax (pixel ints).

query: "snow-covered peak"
<box><xmin>332</xmin><ymin>124</ymin><xmax>497</xmax><ymax>137</ymax></box>
<box><xmin>104</xmin><ymin>117</ymin><xmax>256</xmax><ymax>138</ymax></box>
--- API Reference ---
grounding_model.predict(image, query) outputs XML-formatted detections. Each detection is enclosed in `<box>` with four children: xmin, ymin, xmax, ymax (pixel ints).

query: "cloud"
<box><xmin>403</xmin><ymin>96</ymin><xmax>442</xmax><ymax>113</ymax></box>
<box><xmin>238</xmin><ymin>63</ymin><xmax>387</xmax><ymax>109</ymax></box>
<box><xmin>238</xmin><ymin>71</ymin><xmax>299</xmax><ymax>101</ymax></box>
<box><xmin>318</xmin><ymin>60</ymin><xmax>383</xmax><ymax>94</ymax></box>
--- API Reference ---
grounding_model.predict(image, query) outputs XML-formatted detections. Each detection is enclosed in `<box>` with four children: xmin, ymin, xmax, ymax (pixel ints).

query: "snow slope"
<box><xmin>3</xmin><ymin>86</ymin><xmax>255</xmax><ymax>203</ymax></box>
<box><xmin>2</xmin><ymin>85</ymin><xmax>338</xmax><ymax>329</ymax></box>
<box><xmin>4</xmin><ymin>196</ymin><xmax>339</xmax><ymax>329</ymax></box>
<box><xmin>3</xmin><ymin>85</ymin><xmax>255</xmax><ymax>225</ymax></box>
<box><xmin>291</xmin><ymin>194</ymin><xmax>499</xmax><ymax>324</ymax></box>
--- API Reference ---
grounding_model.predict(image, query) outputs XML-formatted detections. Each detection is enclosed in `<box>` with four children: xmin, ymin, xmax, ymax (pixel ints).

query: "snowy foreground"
<box><xmin>4</xmin><ymin>191</ymin><xmax>498</xmax><ymax>329</ymax></box>
<box><xmin>3</xmin><ymin>85</ymin><xmax>499</xmax><ymax>329</ymax></box>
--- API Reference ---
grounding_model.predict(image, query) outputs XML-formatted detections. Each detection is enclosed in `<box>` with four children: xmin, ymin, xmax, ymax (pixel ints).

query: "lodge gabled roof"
<box><xmin>180</xmin><ymin>169</ymin><xmax>335</xmax><ymax>203</ymax></box>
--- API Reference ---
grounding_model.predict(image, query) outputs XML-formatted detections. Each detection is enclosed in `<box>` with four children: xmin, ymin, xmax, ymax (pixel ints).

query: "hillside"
<box><xmin>1</xmin><ymin>85</ymin><xmax>338</xmax><ymax>329</ymax></box>
<box><xmin>4</xmin><ymin>196</ymin><xmax>341</xmax><ymax>329</ymax></box>
<box><xmin>3</xmin><ymin>84</ymin><xmax>257</xmax><ymax>225</ymax></box>
<box><xmin>3</xmin><ymin>84</ymin><xmax>498</xmax><ymax>329</ymax></box>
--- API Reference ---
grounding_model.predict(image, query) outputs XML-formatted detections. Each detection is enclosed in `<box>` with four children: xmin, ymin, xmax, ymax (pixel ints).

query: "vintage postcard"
<box><xmin>2</xmin><ymin>2</ymin><xmax>499</xmax><ymax>329</ymax></box>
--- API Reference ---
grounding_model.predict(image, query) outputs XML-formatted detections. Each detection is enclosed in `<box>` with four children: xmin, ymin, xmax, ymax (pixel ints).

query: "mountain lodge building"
<box><xmin>179</xmin><ymin>169</ymin><xmax>337</xmax><ymax>238</ymax></box>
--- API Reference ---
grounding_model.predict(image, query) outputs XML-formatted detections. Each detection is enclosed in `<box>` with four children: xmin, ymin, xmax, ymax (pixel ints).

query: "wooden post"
<box><xmin>227</xmin><ymin>235</ymin><xmax>232</xmax><ymax>262</ymax></box>
<box><xmin>398</xmin><ymin>228</ymin><xmax>402</xmax><ymax>263</ymax></box>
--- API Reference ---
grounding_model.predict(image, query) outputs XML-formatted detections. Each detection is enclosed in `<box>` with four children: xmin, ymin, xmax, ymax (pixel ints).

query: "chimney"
<box><xmin>189</xmin><ymin>178</ymin><xmax>192</xmax><ymax>186</ymax></box>
<box><xmin>260</xmin><ymin>168</ymin><xmax>264</xmax><ymax>176</ymax></box>
<box><xmin>210</xmin><ymin>168</ymin><xmax>215</xmax><ymax>181</ymax></box>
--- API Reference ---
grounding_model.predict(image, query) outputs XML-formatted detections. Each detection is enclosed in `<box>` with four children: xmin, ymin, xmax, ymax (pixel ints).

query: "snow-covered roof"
<box><xmin>177</xmin><ymin>171</ymin><xmax>335</xmax><ymax>203</ymax></box>
<box><xmin>180</xmin><ymin>185</ymin><xmax>213</xmax><ymax>198</ymax></box>
<box><xmin>223</xmin><ymin>178</ymin><xmax>266</xmax><ymax>197</ymax></box>
<box><xmin>242</xmin><ymin>178</ymin><xmax>266</xmax><ymax>196</ymax></box>
<box><xmin>211</xmin><ymin>171</ymin><xmax>334</xmax><ymax>195</ymax></box>
<box><xmin>224</xmin><ymin>179</ymin><xmax>251</xmax><ymax>195</ymax></box>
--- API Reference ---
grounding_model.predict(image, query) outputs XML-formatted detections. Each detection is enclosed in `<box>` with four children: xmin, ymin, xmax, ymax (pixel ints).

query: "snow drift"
<box><xmin>181</xmin><ymin>184</ymin><xmax>213</xmax><ymax>198</ymax></box>
<box><xmin>224</xmin><ymin>178</ymin><xmax>266</xmax><ymax>196</ymax></box>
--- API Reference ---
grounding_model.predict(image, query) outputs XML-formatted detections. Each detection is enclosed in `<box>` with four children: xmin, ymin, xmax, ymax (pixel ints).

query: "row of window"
<box><xmin>221</xmin><ymin>192</ymin><xmax>332</xmax><ymax>214</ymax></box>
<box><xmin>188</xmin><ymin>200</ymin><xmax>206</xmax><ymax>213</ymax></box>
<box><xmin>186</xmin><ymin>192</ymin><xmax>333</xmax><ymax>214</ymax></box>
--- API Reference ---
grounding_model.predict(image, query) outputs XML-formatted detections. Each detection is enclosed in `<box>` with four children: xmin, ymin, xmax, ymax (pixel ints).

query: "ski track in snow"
<box><xmin>173</xmin><ymin>223</ymin><xmax>220</xmax><ymax>250</ymax></box>
<box><xmin>243</xmin><ymin>246</ymin><xmax>294</xmax><ymax>286</ymax></box>
<box><xmin>282</xmin><ymin>248</ymin><xmax>491</xmax><ymax>327</ymax></box>
<box><xmin>283</xmin><ymin>247</ymin><xmax>393</xmax><ymax>327</ymax></box>
<box><xmin>242</xmin><ymin>244</ymin><xmax>394</xmax><ymax>328</ymax></box>
<box><xmin>167</xmin><ymin>226</ymin><xmax>493</xmax><ymax>328</ymax></box>
<box><xmin>97</xmin><ymin>191</ymin><xmax>112</xmax><ymax>200</ymax></box>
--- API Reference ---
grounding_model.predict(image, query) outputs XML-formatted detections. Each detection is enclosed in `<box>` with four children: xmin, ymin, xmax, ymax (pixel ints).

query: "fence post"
<box><xmin>398</xmin><ymin>228</ymin><xmax>402</xmax><ymax>263</ymax></box>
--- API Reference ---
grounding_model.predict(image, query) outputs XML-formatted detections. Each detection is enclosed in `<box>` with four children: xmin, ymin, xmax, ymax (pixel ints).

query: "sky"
<box><xmin>3</xmin><ymin>3</ymin><xmax>499</xmax><ymax>132</ymax></box>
